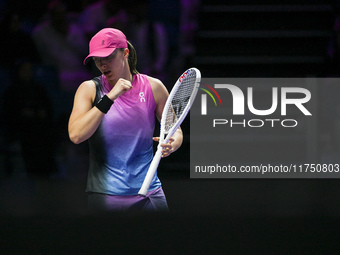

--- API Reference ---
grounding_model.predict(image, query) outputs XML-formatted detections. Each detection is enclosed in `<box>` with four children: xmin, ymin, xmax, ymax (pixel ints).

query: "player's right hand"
<box><xmin>107</xmin><ymin>78</ymin><xmax>132</xmax><ymax>100</ymax></box>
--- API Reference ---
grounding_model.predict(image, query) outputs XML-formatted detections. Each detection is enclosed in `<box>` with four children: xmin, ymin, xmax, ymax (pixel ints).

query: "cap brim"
<box><xmin>83</xmin><ymin>47</ymin><xmax>117</xmax><ymax>65</ymax></box>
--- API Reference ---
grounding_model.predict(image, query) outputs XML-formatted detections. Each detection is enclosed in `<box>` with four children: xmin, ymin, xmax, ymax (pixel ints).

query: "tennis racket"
<box><xmin>138</xmin><ymin>67</ymin><xmax>201</xmax><ymax>196</ymax></box>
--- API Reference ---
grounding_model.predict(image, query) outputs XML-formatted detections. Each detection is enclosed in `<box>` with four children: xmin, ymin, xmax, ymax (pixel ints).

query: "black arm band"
<box><xmin>96</xmin><ymin>95</ymin><xmax>113</xmax><ymax>114</ymax></box>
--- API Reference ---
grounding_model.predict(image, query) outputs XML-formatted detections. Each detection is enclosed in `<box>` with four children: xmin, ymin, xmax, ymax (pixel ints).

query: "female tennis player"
<box><xmin>68</xmin><ymin>28</ymin><xmax>183</xmax><ymax>212</ymax></box>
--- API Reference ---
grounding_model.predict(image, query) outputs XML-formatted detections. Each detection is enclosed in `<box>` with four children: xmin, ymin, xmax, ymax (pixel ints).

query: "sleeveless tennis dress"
<box><xmin>86</xmin><ymin>74</ymin><xmax>168</xmax><ymax>212</ymax></box>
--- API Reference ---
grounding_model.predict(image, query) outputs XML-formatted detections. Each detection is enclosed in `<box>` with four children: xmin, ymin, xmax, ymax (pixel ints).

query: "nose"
<box><xmin>94</xmin><ymin>58</ymin><xmax>108</xmax><ymax>67</ymax></box>
<box><xmin>96</xmin><ymin>60</ymin><xmax>108</xmax><ymax>69</ymax></box>
<box><xmin>100</xmin><ymin>61</ymin><xmax>107</xmax><ymax>68</ymax></box>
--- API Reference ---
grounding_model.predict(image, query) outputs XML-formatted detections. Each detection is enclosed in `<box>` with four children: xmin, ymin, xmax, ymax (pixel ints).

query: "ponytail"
<box><xmin>127</xmin><ymin>41</ymin><xmax>139</xmax><ymax>75</ymax></box>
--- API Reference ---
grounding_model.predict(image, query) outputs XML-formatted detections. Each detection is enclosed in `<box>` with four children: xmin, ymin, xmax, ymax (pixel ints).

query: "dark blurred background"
<box><xmin>1</xmin><ymin>0</ymin><xmax>340</xmax><ymax>253</ymax></box>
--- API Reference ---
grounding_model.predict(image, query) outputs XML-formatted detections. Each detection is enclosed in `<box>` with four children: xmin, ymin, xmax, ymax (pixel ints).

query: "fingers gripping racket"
<box><xmin>138</xmin><ymin>67</ymin><xmax>201</xmax><ymax>196</ymax></box>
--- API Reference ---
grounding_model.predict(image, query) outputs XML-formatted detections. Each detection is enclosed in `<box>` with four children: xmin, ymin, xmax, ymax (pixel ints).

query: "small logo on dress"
<box><xmin>139</xmin><ymin>92</ymin><xmax>146</xmax><ymax>102</ymax></box>
<box><xmin>101</xmin><ymin>40</ymin><xmax>105</xmax><ymax>45</ymax></box>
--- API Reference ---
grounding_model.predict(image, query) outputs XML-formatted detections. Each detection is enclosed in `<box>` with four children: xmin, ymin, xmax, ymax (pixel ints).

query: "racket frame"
<box><xmin>138</xmin><ymin>67</ymin><xmax>201</xmax><ymax>196</ymax></box>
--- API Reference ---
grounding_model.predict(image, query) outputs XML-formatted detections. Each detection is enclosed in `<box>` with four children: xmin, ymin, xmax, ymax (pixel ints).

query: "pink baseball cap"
<box><xmin>83</xmin><ymin>28</ymin><xmax>128</xmax><ymax>64</ymax></box>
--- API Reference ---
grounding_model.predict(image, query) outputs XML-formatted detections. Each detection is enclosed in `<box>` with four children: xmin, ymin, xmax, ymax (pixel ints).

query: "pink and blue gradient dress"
<box><xmin>86</xmin><ymin>74</ymin><xmax>162</xmax><ymax>196</ymax></box>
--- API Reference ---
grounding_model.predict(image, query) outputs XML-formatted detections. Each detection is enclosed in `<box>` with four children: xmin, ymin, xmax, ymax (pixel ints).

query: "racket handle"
<box><xmin>138</xmin><ymin>148</ymin><xmax>162</xmax><ymax>197</ymax></box>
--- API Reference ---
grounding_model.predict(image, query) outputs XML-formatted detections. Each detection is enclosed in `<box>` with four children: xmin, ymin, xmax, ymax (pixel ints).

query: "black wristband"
<box><xmin>96</xmin><ymin>95</ymin><xmax>113</xmax><ymax>114</ymax></box>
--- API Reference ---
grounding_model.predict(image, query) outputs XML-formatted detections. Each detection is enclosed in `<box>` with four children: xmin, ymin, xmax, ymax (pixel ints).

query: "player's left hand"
<box><xmin>153</xmin><ymin>137</ymin><xmax>175</xmax><ymax>158</ymax></box>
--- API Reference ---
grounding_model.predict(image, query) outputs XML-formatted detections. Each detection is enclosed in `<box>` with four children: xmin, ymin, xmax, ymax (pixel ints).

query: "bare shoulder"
<box><xmin>77</xmin><ymin>79</ymin><xmax>96</xmax><ymax>93</ymax></box>
<box><xmin>70</xmin><ymin>79</ymin><xmax>97</xmax><ymax>121</ymax></box>
<box><xmin>147</xmin><ymin>76</ymin><xmax>168</xmax><ymax>104</ymax></box>
<box><xmin>75</xmin><ymin>79</ymin><xmax>97</xmax><ymax>103</ymax></box>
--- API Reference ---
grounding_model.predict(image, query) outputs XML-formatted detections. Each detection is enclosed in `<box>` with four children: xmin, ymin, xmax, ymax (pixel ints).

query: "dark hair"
<box><xmin>124</xmin><ymin>41</ymin><xmax>139</xmax><ymax>75</ymax></box>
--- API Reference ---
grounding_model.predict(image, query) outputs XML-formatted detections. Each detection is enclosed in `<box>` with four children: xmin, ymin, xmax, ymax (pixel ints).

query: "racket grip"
<box><xmin>138</xmin><ymin>148</ymin><xmax>162</xmax><ymax>197</ymax></box>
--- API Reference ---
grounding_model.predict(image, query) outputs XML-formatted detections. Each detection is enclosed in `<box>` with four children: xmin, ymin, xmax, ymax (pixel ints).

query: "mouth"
<box><xmin>103</xmin><ymin>70</ymin><xmax>111</xmax><ymax>75</ymax></box>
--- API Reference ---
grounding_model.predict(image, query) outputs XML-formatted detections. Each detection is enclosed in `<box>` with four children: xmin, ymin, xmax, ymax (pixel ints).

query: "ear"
<box><xmin>123</xmin><ymin>48</ymin><xmax>129</xmax><ymax>59</ymax></box>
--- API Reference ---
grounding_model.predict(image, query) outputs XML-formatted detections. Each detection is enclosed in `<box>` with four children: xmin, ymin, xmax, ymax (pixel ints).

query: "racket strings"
<box><xmin>164</xmin><ymin>70</ymin><xmax>197</xmax><ymax>132</ymax></box>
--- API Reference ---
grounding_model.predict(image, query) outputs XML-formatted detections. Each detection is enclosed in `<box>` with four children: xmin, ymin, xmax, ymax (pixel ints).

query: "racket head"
<box><xmin>160</xmin><ymin>67</ymin><xmax>201</xmax><ymax>141</ymax></box>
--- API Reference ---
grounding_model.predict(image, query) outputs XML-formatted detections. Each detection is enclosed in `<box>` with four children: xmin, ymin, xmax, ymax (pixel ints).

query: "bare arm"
<box><xmin>68</xmin><ymin>80</ymin><xmax>105</xmax><ymax>144</ymax></box>
<box><xmin>149</xmin><ymin>76</ymin><xmax>183</xmax><ymax>157</ymax></box>
<box><xmin>68</xmin><ymin>78</ymin><xmax>133</xmax><ymax>144</ymax></box>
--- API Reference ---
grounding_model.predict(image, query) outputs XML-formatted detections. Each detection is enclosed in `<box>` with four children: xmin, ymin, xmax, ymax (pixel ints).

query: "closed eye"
<box><xmin>93</xmin><ymin>52</ymin><xmax>116</xmax><ymax>63</ymax></box>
